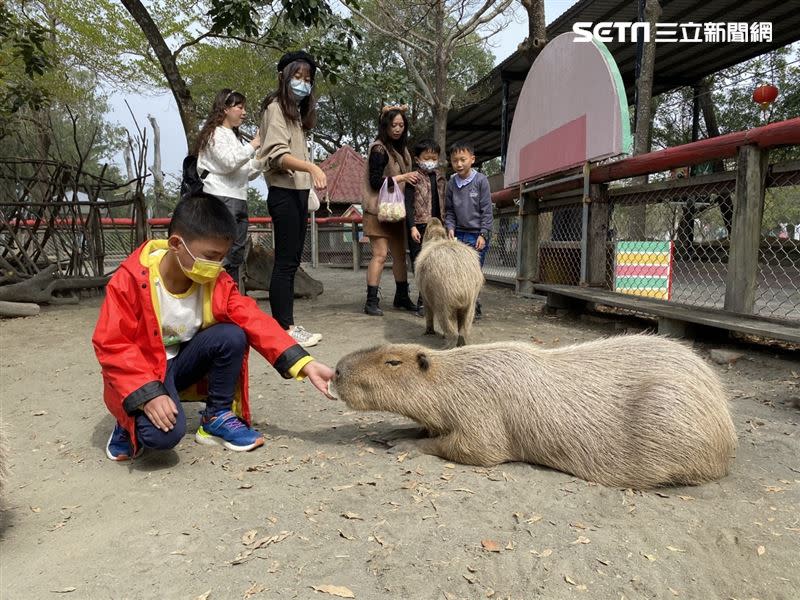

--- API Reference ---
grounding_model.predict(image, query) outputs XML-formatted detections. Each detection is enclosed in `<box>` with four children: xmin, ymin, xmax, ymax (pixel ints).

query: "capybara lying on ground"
<box><xmin>333</xmin><ymin>335</ymin><xmax>737</xmax><ymax>489</ymax></box>
<box><xmin>414</xmin><ymin>218</ymin><xmax>483</xmax><ymax>347</ymax></box>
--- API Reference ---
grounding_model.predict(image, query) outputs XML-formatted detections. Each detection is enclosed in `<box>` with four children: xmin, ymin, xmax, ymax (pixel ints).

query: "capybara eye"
<box><xmin>385</xmin><ymin>360</ymin><xmax>402</xmax><ymax>366</ymax></box>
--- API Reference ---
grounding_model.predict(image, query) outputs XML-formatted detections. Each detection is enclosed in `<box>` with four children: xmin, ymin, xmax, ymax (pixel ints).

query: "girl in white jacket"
<box><xmin>196</xmin><ymin>89</ymin><xmax>262</xmax><ymax>286</ymax></box>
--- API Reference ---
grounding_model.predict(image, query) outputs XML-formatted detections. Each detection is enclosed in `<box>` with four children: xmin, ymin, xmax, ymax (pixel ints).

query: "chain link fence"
<box><xmin>529</xmin><ymin>163</ymin><xmax>799</xmax><ymax>322</ymax></box>
<box><xmin>483</xmin><ymin>206</ymin><xmax>518</xmax><ymax>284</ymax></box>
<box><xmin>608</xmin><ymin>176</ymin><xmax>737</xmax><ymax>310</ymax></box>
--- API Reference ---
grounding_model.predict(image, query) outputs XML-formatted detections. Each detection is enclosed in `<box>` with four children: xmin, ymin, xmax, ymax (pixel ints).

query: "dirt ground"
<box><xmin>1</xmin><ymin>267</ymin><xmax>798</xmax><ymax>600</ymax></box>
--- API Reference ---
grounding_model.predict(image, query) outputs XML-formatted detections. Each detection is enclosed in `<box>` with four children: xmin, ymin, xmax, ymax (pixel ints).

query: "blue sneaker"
<box><xmin>195</xmin><ymin>410</ymin><xmax>264</xmax><ymax>452</ymax></box>
<box><xmin>106</xmin><ymin>422</ymin><xmax>142</xmax><ymax>461</ymax></box>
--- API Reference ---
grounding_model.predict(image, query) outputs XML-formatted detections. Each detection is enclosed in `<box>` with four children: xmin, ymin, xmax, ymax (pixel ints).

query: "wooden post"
<box><xmin>724</xmin><ymin>144</ymin><xmax>769</xmax><ymax>314</ymax></box>
<box><xmin>516</xmin><ymin>190</ymin><xmax>540</xmax><ymax>296</ymax></box>
<box><xmin>586</xmin><ymin>184</ymin><xmax>610</xmax><ymax>287</ymax></box>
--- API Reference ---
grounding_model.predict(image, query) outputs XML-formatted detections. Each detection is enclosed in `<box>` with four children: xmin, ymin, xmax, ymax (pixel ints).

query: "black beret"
<box><xmin>277</xmin><ymin>51</ymin><xmax>317</xmax><ymax>79</ymax></box>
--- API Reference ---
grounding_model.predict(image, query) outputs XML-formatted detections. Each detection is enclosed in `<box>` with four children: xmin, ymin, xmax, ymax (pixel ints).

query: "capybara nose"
<box><xmin>335</xmin><ymin>368</ymin><xmax>341</xmax><ymax>378</ymax></box>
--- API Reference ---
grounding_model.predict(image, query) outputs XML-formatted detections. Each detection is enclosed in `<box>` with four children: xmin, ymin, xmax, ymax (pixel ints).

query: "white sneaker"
<box><xmin>289</xmin><ymin>325</ymin><xmax>321</xmax><ymax>348</ymax></box>
<box><xmin>295</xmin><ymin>325</ymin><xmax>322</xmax><ymax>342</ymax></box>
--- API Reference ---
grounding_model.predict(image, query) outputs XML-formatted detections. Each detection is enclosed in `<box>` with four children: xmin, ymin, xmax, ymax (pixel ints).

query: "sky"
<box><xmin>106</xmin><ymin>1</ymin><xmax>577</xmax><ymax>186</ymax></box>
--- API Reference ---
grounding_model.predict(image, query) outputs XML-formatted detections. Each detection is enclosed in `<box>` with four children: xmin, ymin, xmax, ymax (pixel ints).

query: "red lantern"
<box><xmin>752</xmin><ymin>84</ymin><xmax>779</xmax><ymax>110</ymax></box>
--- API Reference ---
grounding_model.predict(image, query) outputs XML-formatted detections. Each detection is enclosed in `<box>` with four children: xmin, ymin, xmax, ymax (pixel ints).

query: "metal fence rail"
<box><xmin>529</xmin><ymin>162</ymin><xmax>800</xmax><ymax>322</ymax></box>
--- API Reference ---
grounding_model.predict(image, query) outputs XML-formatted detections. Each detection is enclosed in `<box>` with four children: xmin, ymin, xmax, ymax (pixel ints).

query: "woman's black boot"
<box><xmin>393</xmin><ymin>281</ymin><xmax>417</xmax><ymax>311</ymax></box>
<box><xmin>364</xmin><ymin>285</ymin><xmax>383</xmax><ymax>316</ymax></box>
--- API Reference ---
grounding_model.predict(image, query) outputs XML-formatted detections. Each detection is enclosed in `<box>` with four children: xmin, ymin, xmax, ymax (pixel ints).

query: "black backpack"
<box><xmin>180</xmin><ymin>155</ymin><xmax>209</xmax><ymax>200</ymax></box>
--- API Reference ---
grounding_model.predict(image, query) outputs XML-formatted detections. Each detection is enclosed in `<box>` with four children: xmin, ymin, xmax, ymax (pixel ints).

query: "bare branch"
<box><xmin>448</xmin><ymin>0</ymin><xmax>514</xmax><ymax>44</ymax></box>
<box><xmin>350</xmin><ymin>8</ymin><xmax>431</xmax><ymax>53</ymax></box>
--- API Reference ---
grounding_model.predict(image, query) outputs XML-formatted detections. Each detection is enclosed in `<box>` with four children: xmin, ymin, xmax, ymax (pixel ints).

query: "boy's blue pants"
<box><xmin>455</xmin><ymin>229</ymin><xmax>489</xmax><ymax>267</ymax></box>
<box><xmin>135</xmin><ymin>323</ymin><xmax>247</xmax><ymax>450</ymax></box>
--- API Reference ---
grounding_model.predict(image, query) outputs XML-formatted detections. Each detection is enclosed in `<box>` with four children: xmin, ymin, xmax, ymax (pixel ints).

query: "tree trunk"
<box><xmin>698</xmin><ymin>77</ymin><xmax>732</xmax><ymax>234</ymax></box>
<box><xmin>521</xmin><ymin>0</ymin><xmax>547</xmax><ymax>55</ymax></box>
<box><xmin>120</xmin><ymin>0</ymin><xmax>198</xmax><ymax>149</ymax></box>
<box><xmin>629</xmin><ymin>0</ymin><xmax>661</xmax><ymax>239</ymax></box>
<box><xmin>147</xmin><ymin>114</ymin><xmax>164</xmax><ymax>218</ymax></box>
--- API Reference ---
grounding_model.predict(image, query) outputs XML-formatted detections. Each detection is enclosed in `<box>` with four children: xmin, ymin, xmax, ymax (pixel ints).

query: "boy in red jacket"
<box><xmin>93</xmin><ymin>193</ymin><xmax>334</xmax><ymax>461</ymax></box>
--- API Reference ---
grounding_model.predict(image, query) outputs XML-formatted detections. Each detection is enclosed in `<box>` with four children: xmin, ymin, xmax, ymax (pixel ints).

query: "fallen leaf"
<box><xmin>764</xmin><ymin>486</ymin><xmax>785</xmax><ymax>493</ymax></box>
<box><xmin>341</xmin><ymin>512</ymin><xmax>363</xmax><ymax>520</ymax></box>
<box><xmin>463</xmin><ymin>574</ymin><xmax>478</xmax><ymax>584</ymax></box>
<box><xmin>572</xmin><ymin>536</ymin><xmax>591</xmax><ymax>545</ymax></box>
<box><xmin>466</xmin><ymin>566</ymin><xmax>477</xmax><ymax>573</ymax></box>
<box><xmin>338</xmin><ymin>529</ymin><xmax>354</xmax><ymax>540</ymax></box>
<box><xmin>531</xmin><ymin>548</ymin><xmax>553</xmax><ymax>558</ymax></box>
<box><xmin>169</xmin><ymin>550</ymin><xmax>186</xmax><ymax>556</ymax></box>
<box><xmin>642</xmin><ymin>553</ymin><xmax>656</xmax><ymax>561</ymax></box>
<box><xmin>243</xmin><ymin>582</ymin><xmax>266</xmax><ymax>598</ymax></box>
<box><xmin>654</xmin><ymin>492</ymin><xmax>670</xmax><ymax>498</ymax></box>
<box><xmin>195</xmin><ymin>592</ymin><xmax>211</xmax><ymax>600</ymax></box>
<box><xmin>564</xmin><ymin>576</ymin><xmax>578</xmax><ymax>586</ymax></box>
<box><xmin>666</xmin><ymin>546</ymin><xmax>685</xmax><ymax>553</ymax></box>
<box><xmin>678</xmin><ymin>495</ymin><xmax>695</xmax><ymax>501</ymax></box>
<box><xmin>397</xmin><ymin>452</ymin><xmax>409</xmax><ymax>463</ymax></box>
<box><xmin>481</xmin><ymin>539</ymin><xmax>501</xmax><ymax>552</ymax></box>
<box><xmin>569</xmin><ymin>521</ymin><xmax>587</xmax><ymax>530</ymax></box>
<box><xmin>757</xmin><ymin>545</ymin><xmax>766</xmax><ymax>556</ymax></box>
<box><xmin>332</xmin><ymin>485</ymin><xmax>354</xmax><ymax>492</ymax></box>
<box><xmin>238</xmin><ymin>483</ymin><xmax>253</xmax><ymax>490</ymax></box>
<box><xmin>30</xmin><ymin>506</ymin><xmax>41</xmax><ymax>513</ymax></box>
<box><xmin>311</xmin><ymin>584</ymin><xmax>355</xmax><ymax>598</ymax></box>
<box><xmin>33</xmin><ymin>410</ymin><xmax>47</xmax><ymax>416</ymax></box>
<box><xmin>242</xmin><ymin>530</ymin><xmax>257</xmax><ymax>545</ymax></box>
<box><xmin>668</xmin><ymin>588</ymin><xmax>679</xmax><ymax>596</ymax></box>
<box><xmin>505</xmin><ymin>540</ymin><xmax>514</xmax><ymax>550</ymax></box>
<box><xmin>51</xmin><ymin>588</ymin><xmax>76</xmax><ymax>594</ymax></box>
<box><xmin>232</xmin><ymin>532</ymin><xmax>293</xmax><ymax>565</ymax></box>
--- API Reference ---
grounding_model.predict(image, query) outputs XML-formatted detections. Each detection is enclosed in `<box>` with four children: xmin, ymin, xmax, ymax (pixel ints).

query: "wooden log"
<box><xmin>0</xmin><ymin>265</ymin><xmax>108</xmax><ymax>304</ymax></box>
<box><xmin>0</xmin><ymin>300</ymin><xmax>40</xmax><ymax>317</ymax></box>
<box><xmin>516</xmin><ymin>191</ymin><xmax>540</xmax><ymax>296</ymax></box>
<box><xmin>586</xmin><ymin>184</ymin><xmax>610</xmax><ymax>287</ymax></box>
<box><xmin>724</xmin><ymin>145</ymin><xmax>769</xmax><ymax>314</ymax></box>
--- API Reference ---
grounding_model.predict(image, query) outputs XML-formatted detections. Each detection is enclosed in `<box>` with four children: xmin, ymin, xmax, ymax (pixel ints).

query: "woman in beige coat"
<box><xmin>256</xmin><ymin>51</ymin><xmax>326</xmax><ymax>348</ymax></box>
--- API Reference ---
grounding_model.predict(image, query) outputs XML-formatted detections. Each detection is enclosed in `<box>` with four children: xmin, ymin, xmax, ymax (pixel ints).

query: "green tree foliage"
<box><xmin>652</xmin><ymin>46</ymin><xmax>800</xmax><ymax>151</ymax></box>
<box><xmin>651</xmin><ymin>45</ymin><xmax>800</xmax><ymax>229</ymax></box>
<box><xmin>0</xmin><ymin>3</ymin><xmax>54</xmax><ymax>136</ymax></box>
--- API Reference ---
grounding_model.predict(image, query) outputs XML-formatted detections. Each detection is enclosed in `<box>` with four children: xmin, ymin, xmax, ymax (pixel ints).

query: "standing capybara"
<box><xmin>414</xmin><ymin>218</ymin><xmax>483</xmax><ymax>347</ymax></box>
<box><xmin>333</xmin><ymin>335</ymin><xmax>737</xmax><ymax>489</ymax></box>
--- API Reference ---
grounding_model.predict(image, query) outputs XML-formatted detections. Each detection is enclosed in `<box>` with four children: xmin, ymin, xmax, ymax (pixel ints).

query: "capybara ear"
<box><xmin>416</xmin><ymin>352</ymin><xmax>430</xmax><ymax>371</ymax></box>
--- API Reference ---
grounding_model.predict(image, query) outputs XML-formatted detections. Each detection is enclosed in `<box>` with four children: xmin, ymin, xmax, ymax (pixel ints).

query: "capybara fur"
<box><xmin>415</xmin><ymin>218</ymin><xmax>483</xmax><ymax>347</ymax></box>
<box><xmin>333</xmin><ymin>334</ymin><xmax>737</xmax><ymax>489</ymax></box>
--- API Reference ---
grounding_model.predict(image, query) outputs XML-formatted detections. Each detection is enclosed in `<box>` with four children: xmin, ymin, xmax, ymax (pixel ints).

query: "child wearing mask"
<box><xmin>404</xmin><ymin>139</ymin><xmax>446</xmax><ymax>316</ymax></box>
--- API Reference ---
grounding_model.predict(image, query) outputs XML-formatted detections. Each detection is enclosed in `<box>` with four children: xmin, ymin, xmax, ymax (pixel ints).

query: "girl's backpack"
<box><xmin>179</xmin><ymin>155</ymin><xmax>209</xmax><ymax>200</ymax></box>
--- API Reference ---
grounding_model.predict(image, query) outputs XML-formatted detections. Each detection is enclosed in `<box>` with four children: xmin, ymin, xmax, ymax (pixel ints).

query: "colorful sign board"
<box><xmin>614</xmin><ymin>241</ymin><xmax>674</xmax><ymax>301</ymax></box>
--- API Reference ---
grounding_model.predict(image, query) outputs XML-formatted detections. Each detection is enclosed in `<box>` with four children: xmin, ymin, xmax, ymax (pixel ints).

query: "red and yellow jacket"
<box><xmin>92</xmin><ymin>240</ymin><xmax>312</xmax><ymax>450</ymax></box>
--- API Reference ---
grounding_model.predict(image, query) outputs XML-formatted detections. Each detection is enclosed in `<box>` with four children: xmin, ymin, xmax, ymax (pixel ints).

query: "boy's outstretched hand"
<box><xmin>302</xmin><ymin>360</ymin><xmax>336</xmax><ymax>399</ymax></box>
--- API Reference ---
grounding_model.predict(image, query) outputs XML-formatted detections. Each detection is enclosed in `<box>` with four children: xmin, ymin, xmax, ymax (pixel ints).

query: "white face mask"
<box><xmin>418</xmin><ymin>160</ymin><xmax>438</xmax><ymax>172</ymax></box>
<box><xmin>290</xmin><ymin>79</ymin><xmax>312</xmax><ymax>100</ymax></box>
